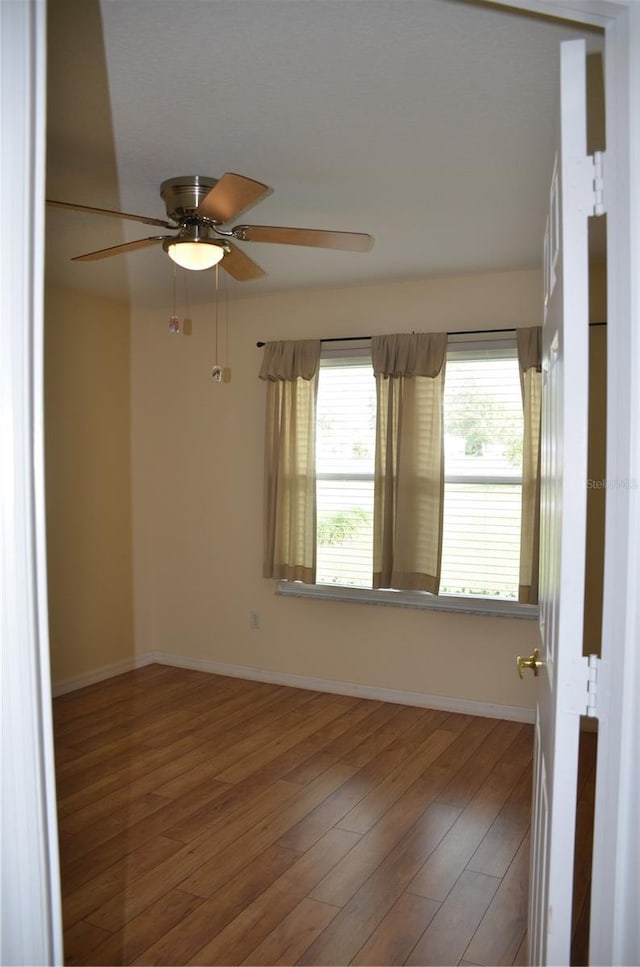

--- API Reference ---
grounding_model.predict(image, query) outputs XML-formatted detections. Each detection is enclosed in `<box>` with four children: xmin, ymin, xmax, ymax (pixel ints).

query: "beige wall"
<box><xmin>131</xmin><ymin>269</ymin><xmax>543</xmax><ymax>712</ymax></box>
<box><xmin>45</xmin><ymin>286</ymin><xmax>134</xmax><ymax>682</ymax></box>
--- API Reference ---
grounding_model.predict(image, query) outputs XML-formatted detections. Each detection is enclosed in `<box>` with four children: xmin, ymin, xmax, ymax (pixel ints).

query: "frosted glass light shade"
<box><xmin>166</xmin><ymin>240</ymin><xmax>225</xmax><ymax>271</ymax></box>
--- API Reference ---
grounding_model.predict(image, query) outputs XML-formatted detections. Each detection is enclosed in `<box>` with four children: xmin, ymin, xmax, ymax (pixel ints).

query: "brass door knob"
<box><xmin>516</xmin><ymin>648</ymin><xmax>544</xmax><ymax>679</ymax></box>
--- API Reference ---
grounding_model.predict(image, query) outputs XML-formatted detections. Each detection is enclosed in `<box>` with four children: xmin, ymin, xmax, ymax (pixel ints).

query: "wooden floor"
<box><xmin>54</xmin><ymin>664</ymin><xmax>538</xmax><ymax>966</ymax></box>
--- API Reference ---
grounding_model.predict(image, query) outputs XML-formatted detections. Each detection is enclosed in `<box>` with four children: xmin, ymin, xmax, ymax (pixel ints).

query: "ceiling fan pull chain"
<box><xmin>182</xmin><ymin>270</ymin><xmax>192</xmax><ymax>336</ymax></box>
<box><xmin>211</xmin><ymin>263</ymin><xmax>222</xmax><ymax>382</ymax></box>
<box><xmin>169</xmin><ymin>261</ymin><xmax>180</xmax><ymax>334</ymax></box>
<box><xmin>222</xmin><ymin>273</ymin><xmax>231</xmax><ymax>383</ymax></box>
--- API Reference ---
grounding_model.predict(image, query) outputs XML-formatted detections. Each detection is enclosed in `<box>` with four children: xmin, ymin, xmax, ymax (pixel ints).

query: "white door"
<box><xmin>529</xmin><ymin>38</ymin><xmax>596</xmax><ymax>966</ymax></box>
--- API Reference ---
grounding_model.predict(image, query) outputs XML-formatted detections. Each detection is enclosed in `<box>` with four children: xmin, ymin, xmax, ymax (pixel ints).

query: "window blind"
<box><xmin>316</xmin><ymin>353</ymin><xmax>375</xmax><ymax>587</ymax></box>
<box><xmin>440</xmin><ymin>346</ymin><xmax>523</xmax><ymax>598</ymax></box>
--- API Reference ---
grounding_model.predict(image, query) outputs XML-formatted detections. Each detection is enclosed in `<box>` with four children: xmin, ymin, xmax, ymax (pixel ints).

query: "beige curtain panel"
<box><xmin>517</xmin><ymin>327</ymin><xmax>542</xmax><ymax>605</ymax></box>
<box><xmin>372</xmin><ymin>332</ymin><xmax>448</xmax><ymax>593</ymax></box>
<box><xmin>260</xmin><ymin>339</ymin><xmax>321</xmax><ymax>583</ymax></box>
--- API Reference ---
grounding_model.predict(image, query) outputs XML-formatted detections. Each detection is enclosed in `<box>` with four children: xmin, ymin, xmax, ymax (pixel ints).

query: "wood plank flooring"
<box><xmin>54</xmin><ymin>664</ymin><xmax>536</xmax><ymax>966</ymax></box>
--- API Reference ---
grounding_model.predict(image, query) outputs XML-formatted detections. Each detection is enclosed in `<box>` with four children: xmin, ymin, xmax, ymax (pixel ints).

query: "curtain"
<box><xmin>259</xmin><ymin>339</ymin><xmax>321</xmax><ymax>582</ymax></box>
<box><xmin>372</xmin><ymin>332</ymin><xmax>447</xmax><ymax>593</ymax></box>
<box><xmin>517</xmin><ymin>327</ymin><xmax>542</xmax><ymax>605</ymax></box>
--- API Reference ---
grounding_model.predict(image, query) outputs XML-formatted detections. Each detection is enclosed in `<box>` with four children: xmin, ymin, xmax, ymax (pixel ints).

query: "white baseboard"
<box><xmin>52</xmin><ymin>650</ymin><xmax>535</xmax><ymax>723</ymax></box>
<box><xmin>151</xmin><ymin>651</ymin><xmax>536</xmax><ymax>724</ymax></box>
<box><xmin>51</xmin><ymin>653</ymin><xmax>154</xmax><ymax>697</ymax></box>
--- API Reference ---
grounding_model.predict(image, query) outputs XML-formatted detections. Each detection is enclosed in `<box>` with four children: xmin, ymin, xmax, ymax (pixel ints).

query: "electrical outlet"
<box><xmin>249</xmin><ymin>611</ymin><xmax>260</xmax><ymax>630</ymax></box>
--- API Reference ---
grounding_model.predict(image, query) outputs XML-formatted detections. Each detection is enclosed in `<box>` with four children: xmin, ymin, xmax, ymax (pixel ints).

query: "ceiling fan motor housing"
<box><xmin>160</xmin><ymin>175</ymin><xmax>218</xmax><ymax>223</ymax></box>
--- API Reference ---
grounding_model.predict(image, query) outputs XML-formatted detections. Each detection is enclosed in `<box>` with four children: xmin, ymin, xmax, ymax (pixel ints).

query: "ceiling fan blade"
<box><xmin>196</xmin><ymin>173</ymin><xmax>272</xmax><ymax>224</ymax></box>
<box><xmin>233</xmin><ymin>224</ymin><xmax>374</xmax><ymax>252</ymax></box>
<box><xmin>220</xmin><ymin>241</ymin><xmax>266</xmax><ymax>281</ymax></box>
<box><xmin>71</xmin><ymin>236</ymin><xmax>170</xmax><ymax>261</ymax></box>
<box><xmin>47</xmin><ymin>198</ymin><xmax>172</xmax><ymax>229</ymax></box>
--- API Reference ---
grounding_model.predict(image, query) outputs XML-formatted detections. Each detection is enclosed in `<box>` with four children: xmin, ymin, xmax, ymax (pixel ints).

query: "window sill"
<box><xmin>275</xmin><ymin>581</ymin><xmax>538</xmax><ymax>619</ymax></box>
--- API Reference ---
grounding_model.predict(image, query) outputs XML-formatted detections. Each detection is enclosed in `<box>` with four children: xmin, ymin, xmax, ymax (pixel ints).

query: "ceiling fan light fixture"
<box><xmin>164</xmin><ymin>238</ymin><xmax>227</xmax><ymax>271</ymax></box>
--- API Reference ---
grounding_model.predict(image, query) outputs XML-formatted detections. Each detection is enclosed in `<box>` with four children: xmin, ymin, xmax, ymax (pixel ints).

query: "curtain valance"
<box><xmin>259</xmin><ymin>340</ymin><xmax>321</xmax><ymax>382</ymax></box>
<box><xmin>372</xmin><ymin>332</ymin><xmax>447</xmax><ymax>378</ymax></box>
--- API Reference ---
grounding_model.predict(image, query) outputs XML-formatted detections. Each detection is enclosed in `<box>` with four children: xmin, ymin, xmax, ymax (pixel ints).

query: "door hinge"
<box><xmin>585</xmin><ymin>653</ymin><xmax>600</xmax><ymax>717</ymax></box>
<box><xmin>591</xmin><ymin>151</ymin><xmax>606</xmax><ymax>216</ymax></box>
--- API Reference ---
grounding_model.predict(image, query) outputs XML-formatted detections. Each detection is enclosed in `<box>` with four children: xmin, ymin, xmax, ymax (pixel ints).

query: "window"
<box><xmin>440</xmin><ymin>341</ymin><xmax>523</xmax><ymax>600</ymax></box>
<box><xmin>316</xmin><ymin>347</ymin><xmax>375</xmax><ymax>588</ymax></box>
<box><xmin>313</xmin><ymin>337</ymin><xmax>524</xmax><ymax>603</ymax></box>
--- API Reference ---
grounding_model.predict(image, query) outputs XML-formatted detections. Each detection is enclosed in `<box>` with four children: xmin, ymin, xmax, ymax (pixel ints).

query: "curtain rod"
<box><xmin>256</xmin><ymin>328</ymin><xmax>512</xmax><ymax>347</ymax></box>
<box><xmin>256</xmin><ymin>322</ymin><xmax>606</xmax><ymax>347</ymax></box>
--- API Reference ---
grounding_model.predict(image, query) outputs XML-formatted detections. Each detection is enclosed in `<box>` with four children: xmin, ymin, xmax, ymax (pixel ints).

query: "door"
<box><xmin>529</xmin><ymin>38</ymin><xmax>593</xmax><ymax>965</ymax></box>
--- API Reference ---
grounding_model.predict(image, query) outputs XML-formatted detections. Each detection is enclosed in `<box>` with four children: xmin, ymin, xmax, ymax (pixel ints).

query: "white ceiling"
<box><xmin>45</xmin><ymin>0</ymin><xmax>601</xmax><ymax>308</ymax></box>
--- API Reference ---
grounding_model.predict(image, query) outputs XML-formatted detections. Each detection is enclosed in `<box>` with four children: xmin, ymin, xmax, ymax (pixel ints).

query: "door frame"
<box><xmin>0</xmin><ymin>1</ymin><xmax>63</xmax><ymax>965</ymax></box>
<box><xmin>1</xmin><ymin>0</ymin><xmax>637</xmax><ymax>963</ymax></box>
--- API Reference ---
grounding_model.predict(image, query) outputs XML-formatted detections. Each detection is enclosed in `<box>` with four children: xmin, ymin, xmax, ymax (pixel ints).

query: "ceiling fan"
<box><xmin>47</xmin><ymin>173</ymin><xmax>374</xmax><ymax>281</ymax></box>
